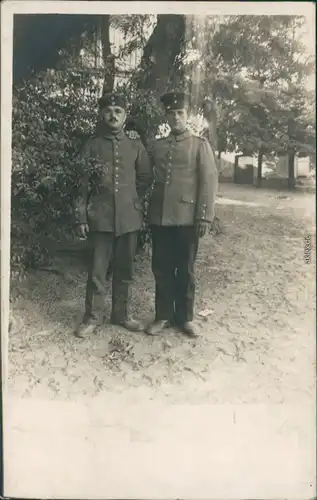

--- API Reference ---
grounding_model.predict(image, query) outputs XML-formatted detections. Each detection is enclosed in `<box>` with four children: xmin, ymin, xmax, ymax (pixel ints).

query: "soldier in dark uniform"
<box><xmin>145</xmin><ymin>91</ymin><xmax>218</xmax><ymax>338</ymax></box>
<box><xmin>74</xmin><ymin>92</ymin><xmax>152</xmax><ymax>337</ymax></box>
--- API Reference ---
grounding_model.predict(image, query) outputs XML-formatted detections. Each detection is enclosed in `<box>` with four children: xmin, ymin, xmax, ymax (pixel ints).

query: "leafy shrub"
<box><xmin>11</xmin><ymin>68</ymin><xmax>102</xmax><ymax>274</ymax></box>
<box><xmin>11</xmin><ymin>69</ymin><xmax>166</xmax><ymax>275</ymax></box>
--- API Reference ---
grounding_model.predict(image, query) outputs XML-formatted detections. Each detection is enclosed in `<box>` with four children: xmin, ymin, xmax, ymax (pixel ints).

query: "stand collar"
<box><xmin>168</xmin><ymin>129</ymin><xmax>192</xmax><ymax>142</ymax></box>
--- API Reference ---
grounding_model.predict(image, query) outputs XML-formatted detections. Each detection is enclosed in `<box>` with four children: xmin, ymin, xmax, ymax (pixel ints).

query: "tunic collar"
<box><xmin>97</xmin><ymin>127</ymin><xmax>126</xmax><ymax>141</ymax></box>
<box><xmin>168</xmin><ymin>129</ymin><xmax>192</xmax><ymax>142</ymax></box>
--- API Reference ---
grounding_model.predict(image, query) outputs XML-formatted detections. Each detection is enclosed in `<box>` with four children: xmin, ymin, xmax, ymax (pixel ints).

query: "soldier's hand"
<box><xmin>196</xmin><ymin>220</ymin><xmax>210</xmax><ymax>238</ymax></box>
<box><xmin>77</xmin><ymin>223</ymin><xmax>89</xmax><ymax>239</ymax></box>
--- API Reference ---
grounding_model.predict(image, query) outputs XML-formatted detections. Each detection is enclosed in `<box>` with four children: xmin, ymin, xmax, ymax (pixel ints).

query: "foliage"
<box><xmin>11</xmin><ymin>13</ymin><xmax>316</xmax><ymax>276</ymax></box>
<box><xmin>11</xmin><ymin>65</ymin><xmax>165</xmax><ymax>274</ymax></box>
<box><xmin>11</xmin><ymin>67</ymin><xmax>102</xmax><ymax>273</ymax></box>
<box><xmin>183</xmin><ymin>15</ymin><xmax>315</xmax><ymax>157</ymax></box>
<box><xmin>110</xmin><ymin>14</ymin><xmax>155</xmax><ymax>55</ymax></box>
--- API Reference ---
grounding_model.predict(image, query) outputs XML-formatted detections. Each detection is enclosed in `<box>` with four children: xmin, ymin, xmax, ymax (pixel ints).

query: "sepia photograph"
<box><xmin>1</xmin><ymin>1</ymin><xmax>316</xmax><ymax>498</ymax></box>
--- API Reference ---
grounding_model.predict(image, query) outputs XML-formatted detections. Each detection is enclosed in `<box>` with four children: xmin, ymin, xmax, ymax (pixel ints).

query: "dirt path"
<box><xmin>5</xmin><ymin>183</ymin><xmax>316</xmax><ymax>499</ymax></box>
<box><xmin>8</xmin><ymin>184</ymin><xmax>316</xmax><ymax>404</ymax></box>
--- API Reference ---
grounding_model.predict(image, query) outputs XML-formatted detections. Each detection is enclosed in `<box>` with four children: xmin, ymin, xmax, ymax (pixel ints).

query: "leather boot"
<box><xmin>111</xmin><ymin>316</ymin><xmax>144</xmax><ymax>332</ymax></box>
<box><xmin>145</xmin><ymin>320</ymin><xmax>171</xmax><ymax>336</ymax></box>
<box><xmin>180</xmin><ymin>321</ymin><xmax>199</xmax><ymax>337</ymax></box>
<box><xmin>75</xmin><ymin>314</ymin><xmax>99</xmax><ymax>338</ymax></box>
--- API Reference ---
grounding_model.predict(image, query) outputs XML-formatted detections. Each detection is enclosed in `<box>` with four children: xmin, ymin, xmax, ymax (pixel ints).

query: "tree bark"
<box><xmin>257</xmin><ymin>148</ymin><xmax>263</xmax><ymax>187</ymax></box>
<box><xmin>287</xmin><ymin>113</ymin><xmax>297</xmax><ymax>189</ymax></box>
<box><xmin>99</xmin><ymin>16</ymin><xmax>115</xmax><ymax>93</ymax></box>
<box><xmin>234</xmin><ymin>155</ymin><xmax>239</xmax><ymax>184</ymax></box>
<box><xmin>288</xmin><ymin>150</ymin><xmax>296</xmax><ymax>189</ymax></box>
<box><xmin>135</xmin><ymin>15</ymin><xmax>186</xmax><ymax>95</ymax></box>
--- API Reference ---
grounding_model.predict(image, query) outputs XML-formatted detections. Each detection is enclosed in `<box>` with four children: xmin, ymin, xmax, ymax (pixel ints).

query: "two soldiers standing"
<box><xmin>75</xmin><ymin>90</ymin><xmax>218</xmax><ymax>338</ymax></box>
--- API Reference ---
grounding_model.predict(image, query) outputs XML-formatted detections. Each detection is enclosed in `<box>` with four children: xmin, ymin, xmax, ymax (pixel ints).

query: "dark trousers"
<box><xmin>151</xmin><ymin>225</ymin><xmax>199</xmax><ymax>325</ymax></box>
<box><xmin>84</xmin><ymin>231</ymin><xmax>138</xmax><ymax>323</ymax></box>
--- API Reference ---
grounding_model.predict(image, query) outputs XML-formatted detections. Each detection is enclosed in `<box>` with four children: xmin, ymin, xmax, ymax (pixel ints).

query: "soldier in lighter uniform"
<box><xmin>145</xmin><ymin>91</ymin><xmax>218</xmax><ymax>338</ymax></box>
<box><xmin>74</xmin><ymin>93</ymin><xmax>152</xmax><ymax>336</ymax></box>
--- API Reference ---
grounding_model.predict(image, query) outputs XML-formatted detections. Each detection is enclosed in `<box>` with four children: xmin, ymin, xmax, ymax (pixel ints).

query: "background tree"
<box><xmin>193</xmin><ymin>15</ymin><xmax>314</xmax><ymax>183</ymax></box>
<box><xmin>11</xmin><ymin>13</ymin><xmax>315</xmax><ymax>276</ymax></box>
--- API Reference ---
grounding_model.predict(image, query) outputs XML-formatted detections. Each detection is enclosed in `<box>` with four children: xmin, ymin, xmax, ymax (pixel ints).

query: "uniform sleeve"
<box><xmin>135</xmin><ymin>140</ymin><xmax>153</xmax><ymax>199</ymax></box>
<box><xmin>73</xmin><ymin>140</ymin><xmax>91</xmax><ymax>225</ymax></box>
<box><xmin>196</xmin><ymin>138</ymin><xmax>219</xmax><ymax>222</ymax></box>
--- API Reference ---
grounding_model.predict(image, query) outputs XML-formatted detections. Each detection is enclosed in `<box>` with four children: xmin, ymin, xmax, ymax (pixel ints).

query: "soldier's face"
<box><xmin>166</xmin><ymin>108</ymin><xmax>187</xmax><ymax>133</ymax></box>
<box><xmin>99</xmin><ymin>106</ymin><xmax>126</xmax><ymax>132</ymax></box>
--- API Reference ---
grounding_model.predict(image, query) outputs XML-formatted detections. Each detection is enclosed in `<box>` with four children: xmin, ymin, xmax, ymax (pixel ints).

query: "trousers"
<box><xmin>151</xmin><ymin>225</ymin><xmax>199</xmax><ymax>324</ymax></box>
<box><xmin>84</xmin><ymin>231</ymin><xmax>138</xmax><ymax>323</ymax></box>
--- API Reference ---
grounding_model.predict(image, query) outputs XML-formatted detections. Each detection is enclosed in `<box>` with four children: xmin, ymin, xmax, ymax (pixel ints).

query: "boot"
<box><xmin>179</xmin><ymin>321</ymin><xmax>199</xmax><ymax>338</ymax></box>
<box><xmin>111</xmin><ymin>315</ymin><xmax>144</xmax><ymax>332</ymax></box>
<box><xmin>145</xmin><ymin>320</ymin><xmax>172</xmax><ymax>336</ymax></box>
<box><xmin>75</xmin><ymin>314</ymin><xmax>100</xmax><ymax>338</ymax></box>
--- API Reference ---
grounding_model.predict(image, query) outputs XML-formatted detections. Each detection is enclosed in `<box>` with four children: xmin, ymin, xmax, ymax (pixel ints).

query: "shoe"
<box><xmin>75</xmin><ymin>320</ymin><xmax>98</xmax><ymax>338</ymax></box>
<box><xmin>145</xmin><ymin>320</ymin><xmax>171</xmax><ymax>336</ymax></box>
<box><xmin>111</xmin><ymin>316</ymin><xmax>144</xmax><ymax>332</ymax></box>
<box><xmin>180</xmin><ymin>321</ymin><xmax>199</xmax><ymax>338</ymax></box>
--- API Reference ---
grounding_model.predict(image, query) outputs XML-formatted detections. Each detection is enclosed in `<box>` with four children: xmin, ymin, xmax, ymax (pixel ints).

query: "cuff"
<box><xmin>197</xmin><ymin>203</ymin><xmax>208</xmax><ymax>220</ymax></box>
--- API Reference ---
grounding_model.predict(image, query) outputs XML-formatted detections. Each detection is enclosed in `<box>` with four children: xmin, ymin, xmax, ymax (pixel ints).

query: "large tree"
<box><xmin>134</xmin><ymin>14</ymin><xmax>186</xmax><ymax>95</ymax></box>
<box><xmin>197</xmin><ymin>15</ymin><xmax>315</xmax><ymax>186</ymax></box>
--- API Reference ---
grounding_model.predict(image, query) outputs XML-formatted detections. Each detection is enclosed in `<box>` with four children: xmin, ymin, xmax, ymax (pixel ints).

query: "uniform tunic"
<box><xmin>74</xmin><ymin>128</ymin><xmax>152</xmax><ymax>322</ymax></box>
<box><xmin>148</xmin><ymin>130</ymin><xmax>218</xmax><ymax>226</ymax></box>
<box><xmin>148</xmin><ymin>129</ymin><xmax>218</xmax><ymax>324</ymax></box>
<box><xmin>75</xmin><ymin>129</ymin><xmax>152</xmax><ymax>235</ymax></box>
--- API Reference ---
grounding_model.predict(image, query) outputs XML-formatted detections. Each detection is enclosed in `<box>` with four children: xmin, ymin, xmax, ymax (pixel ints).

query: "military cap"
<box><xmin>160</xmin><ymin>91</ymin><xmax>189</xmax><ymax>110</ymax></box>
<box><xmin>98</xmin><ymin>92</ymin><xmax>127</xmax><ymax>110</ymax></box>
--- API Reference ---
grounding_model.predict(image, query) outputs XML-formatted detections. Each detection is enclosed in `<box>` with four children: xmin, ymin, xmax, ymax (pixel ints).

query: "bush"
<box><xmin>11</xmin><ymin>70</ymin><xmax>166</xmax><ymax>276</ymax></box>
<box><xmin>11</xmin><ymin>68</ymin><xmax>102</xmax><ymax>274</ymax></box>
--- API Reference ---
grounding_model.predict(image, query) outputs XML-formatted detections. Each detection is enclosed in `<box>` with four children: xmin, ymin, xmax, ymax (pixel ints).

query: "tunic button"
<box><xmin>115</xmin><ymin>189</ymin><xmax>118</xmax><ymax>192</ymax></box>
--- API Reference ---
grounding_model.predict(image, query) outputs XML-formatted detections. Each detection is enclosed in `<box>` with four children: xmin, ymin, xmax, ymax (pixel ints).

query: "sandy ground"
<box><xmin>4</xmin><ymin>183</ymin><xmax>316</xmax><ymax>499</ymax></box>
<box><xmin>8</xmin><ymin>183</ymin><xmax>316</xmax><ymax>403</ymax></box>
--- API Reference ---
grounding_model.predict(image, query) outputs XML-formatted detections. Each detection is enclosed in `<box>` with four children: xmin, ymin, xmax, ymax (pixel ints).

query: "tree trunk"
<box><xmin>257</xmin><ymin>149</ymin><xmax>263</xmax><ymax>187</ymax></box>
<box><xmin>135</xmin><ymin>14</ymin><xmax>186</xmax><ymax>95</ymax></box>
<box><xmin>288</xmin><ymin>150</ymin><xmax>296</xmax><ymax>189</ymax></box>
<box><xmin>234</xmin><ymin>155</ymin><xmax>239</xmax><ymax>184</ymax></box>
<box><xmin>287</xmin><ymin>112</ymin><xmax>297</xmax><ymax>189</ymax></box>
<box><xmin>99</xmin><ymin>16</ymin><xmax>115</xmax><ymax>93</ymax></box>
